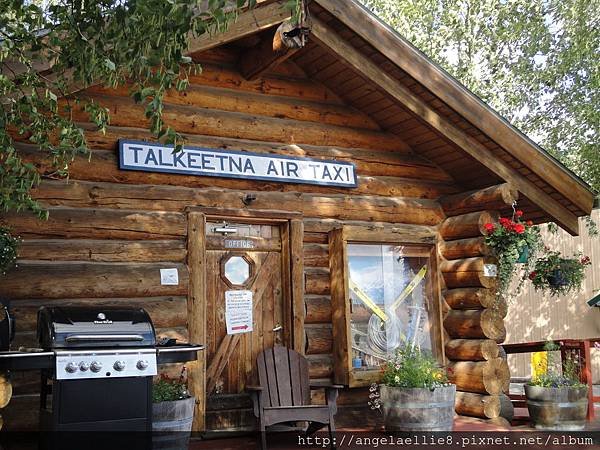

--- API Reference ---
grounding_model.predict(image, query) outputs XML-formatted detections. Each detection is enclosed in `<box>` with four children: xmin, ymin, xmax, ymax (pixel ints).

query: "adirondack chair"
<box><xmin>247</xmin><ymin>346</ymin><xmax>341</xmax><ymax>450</ymax></box>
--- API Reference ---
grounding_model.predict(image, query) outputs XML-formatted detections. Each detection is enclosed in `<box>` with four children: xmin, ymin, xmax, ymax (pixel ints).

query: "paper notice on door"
<box><xmin>225</xmin><ymin>290</ymin><xmax>253</xmax><ymax>335</ymax></box>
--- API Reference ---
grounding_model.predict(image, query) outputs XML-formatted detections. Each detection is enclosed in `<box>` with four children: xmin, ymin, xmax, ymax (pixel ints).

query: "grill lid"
<box><xmin>37</xmin><ymin>306</ymin><xmax>156</xmax><ymax>349</ymax></box>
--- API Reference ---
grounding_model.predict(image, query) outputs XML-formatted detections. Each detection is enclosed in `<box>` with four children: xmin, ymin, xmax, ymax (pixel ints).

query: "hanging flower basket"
<box><xmin>529</xmin><ymin>252</ymin><xmax>591</xmax><ymax>297</ymax></box>
<box><xmin>546</xmin><ymin>269</ymin><xmax>568</xmax><ymax>288</ymax></box>
<box><xmin>483</xmin><ymin>210</ymin><xmax>543</xmax><ymax>300</ymax></box>
<box><xmin>517</xmin><ymin>245</ymin><xmax>529</xmax><ymax>264</ymax></box>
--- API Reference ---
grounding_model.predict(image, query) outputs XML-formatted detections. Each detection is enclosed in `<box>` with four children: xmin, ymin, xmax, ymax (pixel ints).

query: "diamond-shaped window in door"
<box><xmin>221</xmin><ymin>253</ymin><xmax>255</xmax><ymax>288</ymax></box>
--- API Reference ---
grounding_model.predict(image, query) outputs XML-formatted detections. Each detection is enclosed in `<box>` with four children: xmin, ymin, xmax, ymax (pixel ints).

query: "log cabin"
<box><xmin>0</xmin><ymin>0</ymin><xmax>596</xmax><ymax>433</ymax></box>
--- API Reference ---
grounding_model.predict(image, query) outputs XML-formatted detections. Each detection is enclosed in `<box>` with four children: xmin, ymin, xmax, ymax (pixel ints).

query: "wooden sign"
<box><xmin>119</xmin><ymin>139</ymin><xmax>357</xmax><ymax>187</ymax></box>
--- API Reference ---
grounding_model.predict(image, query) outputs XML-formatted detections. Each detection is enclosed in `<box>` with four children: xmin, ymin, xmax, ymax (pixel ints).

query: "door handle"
<box><xmin>272</xmin><ymin>325</ymin><xmax>283</xmax><ymax>332</ymax></box>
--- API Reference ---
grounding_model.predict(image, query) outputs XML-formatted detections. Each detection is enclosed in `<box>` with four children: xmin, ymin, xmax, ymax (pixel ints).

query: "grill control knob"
<box><xmin>79</xmin><ymin>361</ymin><xmax>90</xmax><ymax>372</ymax></box>
<box><xmin>136</xmin><ymin>360</ymin><xmax>149</xmax><ymax>371</ymax></box>
<box><xmin>113</xmin><ymin>360</ymin><xmax>126</xmax><ymax>371</ymax></box>
<box><xmin>90</xmin><ymin>361</ymin><xmax>102</xmax><ymax>373</ymax></box>
<box><xmin>65</xmin><ymin>362</ymin><xmax>78</xmax><ymax>373</ymax></box>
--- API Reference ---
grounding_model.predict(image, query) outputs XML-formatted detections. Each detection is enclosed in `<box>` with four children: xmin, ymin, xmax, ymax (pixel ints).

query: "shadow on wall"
<box><xmin>505</xmin><ymin>209</ymin><xmax>600</xmax><ymax>383</ymax></box>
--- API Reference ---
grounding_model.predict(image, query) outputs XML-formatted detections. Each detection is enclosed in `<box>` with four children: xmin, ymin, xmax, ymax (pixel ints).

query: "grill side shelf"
<box><xmin>156</xmin><ymin>344</ymin><xmax>204</xmax><ymax>365</ymax></box>
<box><xmin>0</xmin><ymin>351</ymin><xmax>54</xmax><ymax>371</ymax></box>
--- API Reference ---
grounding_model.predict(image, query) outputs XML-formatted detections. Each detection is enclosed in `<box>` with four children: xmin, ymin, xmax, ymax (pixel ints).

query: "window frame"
<box><xmin>328</xmin><ymin>225</ymin><xmax>444</xmax><ymax>387</ymax></box>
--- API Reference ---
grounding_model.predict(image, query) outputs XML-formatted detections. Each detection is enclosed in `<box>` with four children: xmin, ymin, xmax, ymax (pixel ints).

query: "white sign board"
<box><xmin>225</xmin><ymin>290</ymin><xmax>253</xmax><ymax>335</ymax></box>
<box><xmin>160</xmin><ymin>268</ymin><xmax>179</xmax><ymax>285</ymax></box>
<box><xmin>119</xmin><ymin>140</ymin><xmax>357</xmax><ymax>187</ymax></box>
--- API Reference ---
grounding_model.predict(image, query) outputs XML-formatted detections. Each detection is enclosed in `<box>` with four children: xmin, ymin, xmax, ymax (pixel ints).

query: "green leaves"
<box><xmin>361</xmin><ymin>0</ymin><xmax>599</xmax><ymax>195</ymax></box>
<box><xmin>381</xmin><ymin>345</ymin><xmax>449</xmax><ymax>389</ymax></box>
<box><xmin>0</xmin><ymin>227</ymin><xmax>19</xmax><ymax>276</ymax></box>
<box><xmin>1</xmin><ymin>0</ymin><xmax>253</xmax><ymax>219</ymax></box>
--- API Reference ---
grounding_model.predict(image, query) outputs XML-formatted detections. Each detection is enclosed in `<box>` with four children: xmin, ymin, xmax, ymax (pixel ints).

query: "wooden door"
<box><xmin>204</xmin><ymin>220</ymin><xmax>289</xmax><ymax>432</ymax></box>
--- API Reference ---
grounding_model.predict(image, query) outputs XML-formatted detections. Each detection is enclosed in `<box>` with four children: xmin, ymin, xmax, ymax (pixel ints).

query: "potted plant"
<box><xmin>525</xmin><ymin>341</ymin><xmax>588</xmax><ymax>430</ymax></box>
<box><xmin>0</xmin><ymin>227</ymin><xmax>19</xmax><ymax>276</ymax></box>
<box><xmin>152</xmin><ymin>367</ymin><xmax>195</xmax><ymax>449</ymax></box>
<box><xmin>369</xmin><ymin>345</ymin><xmax>455</xmax><ymax>432</ymax></box>
<box><xmin>483</xmin><ymin>211</ymin><xmax>543</xmax><ymax>300</ymax></box>
<box><xmin>529</xmin><ymin>252</ymin><xmax>591</xmax><ymax>297</ymax></box>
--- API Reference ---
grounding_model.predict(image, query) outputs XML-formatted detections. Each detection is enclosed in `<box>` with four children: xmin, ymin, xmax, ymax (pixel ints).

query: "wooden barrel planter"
<box><xmin>379</xmin><ymin>385</ymin><xmax>456</xmax><ymax>432</ymax></box>
<box><xmin>525</xmin><ymin>385</ymin><xmax>588</xmax><ymax>430</ymax></box>
<box><xmin>152</xmin><ymin>396</ymin><xmax>195</xmax><ymax>450</ymax></box>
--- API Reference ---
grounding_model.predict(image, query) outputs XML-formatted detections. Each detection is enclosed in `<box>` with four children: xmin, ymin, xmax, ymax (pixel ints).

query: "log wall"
<box><xmin>439</xmin><ymin>186</ymin><xmax>515</xmax><ymax>422</ymax></box>
<box><xmin>0</xmin><ymin>47</ymin><xmax>511</xmax><ymax>430</ymax></box>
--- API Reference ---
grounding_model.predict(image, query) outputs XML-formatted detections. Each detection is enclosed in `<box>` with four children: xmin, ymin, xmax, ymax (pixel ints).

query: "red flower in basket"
<box><xmin>515</xmin><ymin>210</ymin><xmax>524</xmax><ymax>218</ymax></box>
<box><xmin>484</xmin><ymin>223</ymin><xmax>495</xmax><ymax>233</ymax></box>
<box><xmin>513</xmin><ymin>223</ymin><xmax>526</xmax><ymax>234</ymax></box>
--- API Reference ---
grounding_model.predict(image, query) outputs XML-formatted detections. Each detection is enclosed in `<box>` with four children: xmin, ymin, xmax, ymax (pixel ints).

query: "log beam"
<box><xmin>441</xmin><ymin>257</ymin><xmax>497</xmax><ymax>273</ymax></box>
<box><xmin>448</xmin><ymin>359</ymin><xmax>510</xmax><ymax>395</ymax></box>
<box><xmin>444</xmin><ymin>288</ymin><xmax>496</xmax><ymax>309</ymax></box>
<box><xmin>455</xmin><ymin>392</ymin><xmax>500</xmax><ymax>419</ymax></box>
<box><xmin>187</xmin><ymin>212</ymin><xmax>206</xmax><ymax>432</ymax></box>
<box><xmin>439</xmin><ymin>237</ymin><xmax>491</xmax><ymax>260</ymax></box>
<box><xmin>442</xmin><ymin>270</ymin><xmax>497</xmax><ymax>289</ymax></box>
<box><xmin>305</xmin><ymin>324</ymin><xmax>333</xmax><ymax>354</ymax></box>
<box><xmin>69</xmin><ymin>94</ymin><xmax>412</xmax><ymax>153</ymax></box>
<box><xmin>33</xmin><ymin>179</ymin><xmax>446</xmax><ymax>226</ymax></box>
<box><xmin>18</xmin><ymin>239</ymin><xmax>186</xmax><ymax>263</ymax></box>
<box><xmin>187</xmin><ymin>1</ymin><xmax>291</xmax><ymax>55</ymax></box>
<box><xmin>444</xmin><ymin>309</ymin><xmax>506</xmax><ymax>342</ymax></box>
<box><xmin>440</xmin><ymin>184</ymin><xmax>518</xmax><ymax>217</ymax></box>
<box><xmin>445</xmin><ymin>339</ymin><xmax>500</xmax><ymax>361</ymax></box>
<box><xmin>440</xmin><ymin>211</ymin><xmax>498</xmax><ymax>240</ymax></box>
<box><xmin>0</xmin><ymin>262</ymin><xmax>188</xmax><ymax>300</ymax></box>
<box><xmin>1</xmin><ymin>207</ymin><xmax>186</xmax><ymax>240</ymax></box>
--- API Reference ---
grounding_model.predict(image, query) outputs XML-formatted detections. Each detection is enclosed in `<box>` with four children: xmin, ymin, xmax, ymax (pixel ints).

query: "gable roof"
<box><xmin>204</xmin><ymin>0</ymin><xmax>594</xmax><ymax>234</ymax></box>
<box><xmin>303</xmin><ymin>0</ymin><xmax>595</xmax><ymax>235</ymax></box>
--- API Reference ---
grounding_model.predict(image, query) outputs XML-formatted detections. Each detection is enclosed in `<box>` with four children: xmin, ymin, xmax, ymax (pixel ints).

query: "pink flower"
<box><xmin>581</xmin><ymin>256</ymin><xmax>591</xmax><ymax>265</ymax></box>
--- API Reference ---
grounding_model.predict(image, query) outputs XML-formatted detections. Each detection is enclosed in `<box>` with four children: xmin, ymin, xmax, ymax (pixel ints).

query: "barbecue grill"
<box><xmin>0</xmin><ymin>305</ymin><xmax>202</xmax><ymax>436</ymax></box>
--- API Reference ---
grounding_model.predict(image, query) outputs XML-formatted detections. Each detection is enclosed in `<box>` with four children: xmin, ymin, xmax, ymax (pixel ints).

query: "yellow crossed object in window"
<box><xmin>348</xmin><ymin>265</ymin><xmax>428</xmax><ymax>323</ymax></box>
<box><xmin>390</xmin><ymin>265</ymin><xmax>428</xmax><ymax>311</ymax></box>
<box><xmin>349</xmin><ymin>279</ymin><xmax>389</xmax><ymax>322</ymax></box>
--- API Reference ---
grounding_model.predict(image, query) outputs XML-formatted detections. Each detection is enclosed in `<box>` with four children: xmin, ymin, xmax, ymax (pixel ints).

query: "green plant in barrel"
<box><xmin>152</xmin><ymin>373</ymin><xmax>189</xmax><ymax>403</ymax></box>
<box><xmin>483</xmin><ymin>210</ymin><xmax>543</xmax><ymax>300</ymax></box>
<box><xmin>529</xmin><ymin>252</ymin><xmax>591</xmax><ymax>297</ymax></box>
<box><xmin>0</xmin><ymin>228</ymin><xmax>19</xmax><ymax>276</ymax></box>
<box><xmin>380</xmin><ymin>345</ymin><xmax>450</xmax><ymax>389</ymax></box>
<box><xmin>525</xmin><ymin>341</ymin><xmax>588</xmax><ymax>430</ymax></box>
<box><xmin>369</xmin><ymin>345</ymin><xmax>455</xmax><ymax>432</ymax></box>
<box><xmin>152</xmin><ymin>366</ymin><xmax>195</xmax><ymax>443</ymax></box>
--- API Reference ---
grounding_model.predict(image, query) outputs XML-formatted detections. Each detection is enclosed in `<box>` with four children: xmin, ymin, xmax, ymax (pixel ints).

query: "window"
<box><xmin>329</xmin><ymin>226</ymin><xmax>442</xmax><ymax>387</ymax></box>
<box><xmin>220</xmin><ymin>253</ymin><xmax>255</xmax><ymax>288</ymax></box>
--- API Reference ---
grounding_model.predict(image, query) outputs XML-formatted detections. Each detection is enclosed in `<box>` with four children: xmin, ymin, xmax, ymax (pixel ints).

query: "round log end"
<box><xmin>482</xmin><ymin>358</ymin><xmax>510</xmax><ymax>395</ymax></box>
<box><xmin>0</xmin><ymin>373</ymin><xmax>12</xmax><ymax>409</ymax></box>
